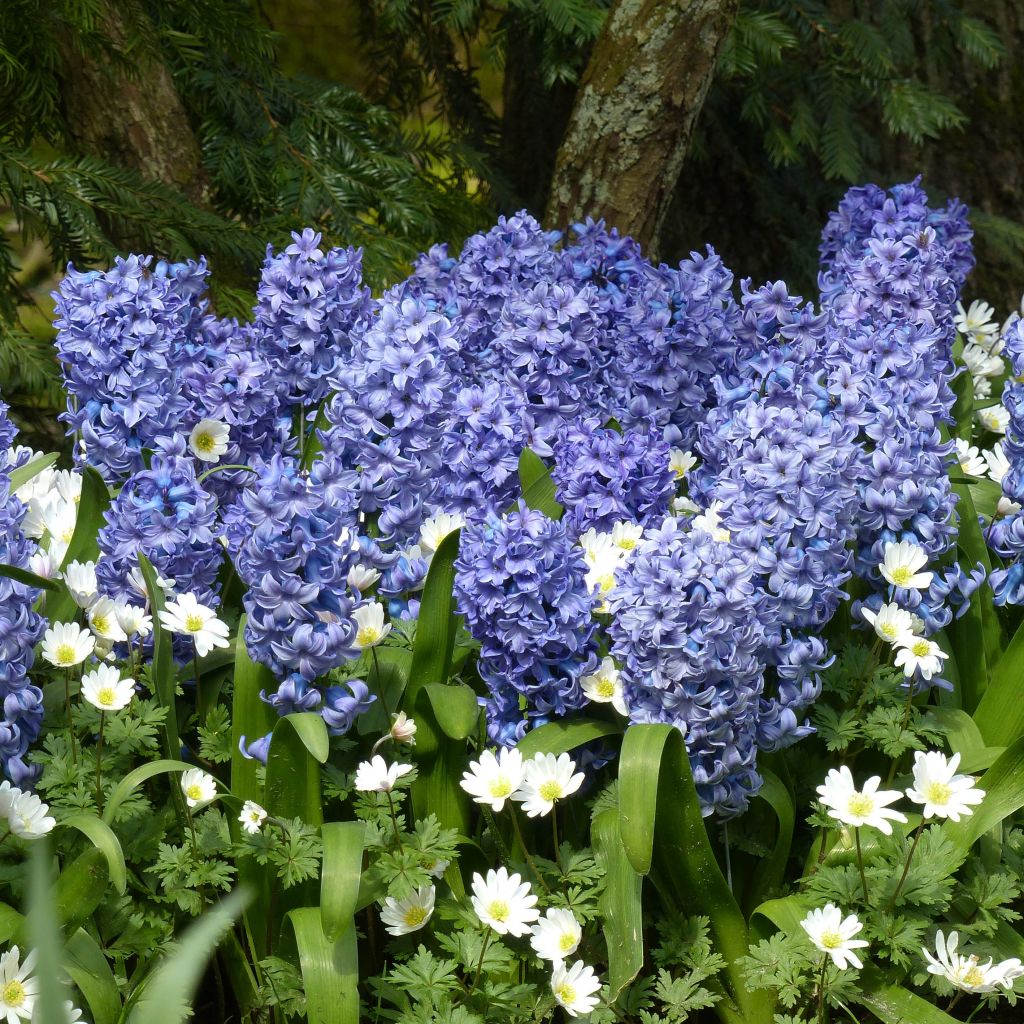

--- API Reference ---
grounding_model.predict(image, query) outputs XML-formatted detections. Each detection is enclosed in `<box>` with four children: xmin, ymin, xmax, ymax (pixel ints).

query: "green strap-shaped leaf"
<box><xmin>517</xmin><ymin>448</ymin><xmax>564</xmax><ymax>519</ymax></box>
<box><xmin>8</xmin><ymin>452</ymin><xmax>58</xmax><ymax>493</ymax></box>
<box><xmin>974</xmin><ymin>618</ymin><xmax>1024</xmax><ymax>746</ymax></box>
<box><xmin>60</xmin><ymin>814</ymin><xmax>127</xmax><ymax>894</ymax></box>
<box><xmin>229</xmin><ymin>619</ymin><xmax>277</xmax><ymax>806</ymax></box>
<box><xmin>618</xmin><ymin>724</ymin><xmax>772</xmax><ymax>1024</ymax></box>
<box><xmin>0</xmin><ymin>563</ymin><xmax>61</xmax><ymax>592</ymax></box>
<box><xmin>0</xmin><ymin>903</ymin><xmax>23</xmax><ymax>945</ymax></box>
<box><xmin>321</xmin><ymin>821</ymin><xmax>366</xmax><ymax>942</ymax></box>
<box><xmin>288</xmin><ymin>907</ymin><xmax>359</xmax><ymax>1024</ymax></box>
<box><xmin>138</xmin><ymin>554</ymin><xmax>181</xmax><ymax>772</ymax></box>
<box><xmin>53</xmin><ymin>847</ymin><xmax>109</xmax><ymax>934</ymax></box>
<box><xmin>744</xmin><ymin>769</ymin><xmax>795</xmax><ymax>915</ymax></box>
<box><xmin>592</xmin><ymin>808</ymin><xmax>643</xmax><ymax>1003</ymax></box>
<box><xmin>65</xmin><ymin>928</ymin><xmax>121</xmax><ymax>1024</ymax></box>
<box><xmin>357</xmin><ymin>646</ymin><xmax>412</xmax><ymax>735</ymax></box>
<box><xmin>857</xmin><ymin>966</ymin><xmax>962</xmax><ymax>1023</ymax></box>
<box><xmin>924</xmin><ymin>706</ymin><xmax>1004</xmax><ymax>773</ymax></box>
<box><xmin>516</xmin><ymin>718</ymin><xmax>623</xmax><ymax>759</ymax></box>
<box><xmin>102</xmin><ymin>758</ymin><xmax>196</xmax><ymax>825</ymax></box>
<box><xmin>128</xmin><ymin>889</ymin><xmax>248</xmax><ymax>1024</ymax></box>
<box><xmin>281</xmin><ymin>711</ymin><xmax>330</xmax><ymax>764</ymax></box>
<box><xmin>407</xmin><ymin>530</ymin><xmax>460</xmax><ymax>700</ymax></box>
<box><xmin>422</xmin><ymin>682</ymin><xmax>480</xmax><ymax>744</ymax></box>
<box><xmin>28</xmin><ymin>842</ymin><xmax>66</xmax><ymax>1024</ymax></box>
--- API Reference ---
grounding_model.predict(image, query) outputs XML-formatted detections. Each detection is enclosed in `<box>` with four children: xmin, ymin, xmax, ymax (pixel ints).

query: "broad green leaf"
<box><xmin>65</xmin><ymin>929</ymin><xmax>121</xmax><ymax>1024</ymax></box>
<box><xmin>857</xmin><ymin>966</ymin><xmax>962</xmax><ymax>1023</ymax></box>
<box><xmin>949</xmin><ymin>363</ymin><xmax>974</xmax><ymax>442</ymax></box>
<box><xmin>421</xmin><ymin>682</ymin><xmax>479</xmax><ymax>745</ymax></box>
<box><xmin>128</xmin><ymin>889</ymin><xmax>248</xmax><ymax>1024</ymax></box>
<box><xmin>974</xmin><ymin>618</ymin><xmax>1024</xmax><ymax>746</ymax></box>
<box><xmin>321</xmin><ymin>821</ymin><xmax>366</xmax><ymax>942</ymax></box>
<box><xmin>744</xmin><ymin>769</ymin><xmax>794</xmax><ymax>915</ymax></box>
<box><xmin>968</xmin><ymin>476</ymin><xmax>1004</xmax><ymax>518</ymax></box>
<box><xmin>229</xmin><ymin>621</ymin><xmax>277</xmax><ymax>805</ymax></box>
<box><xmin>138</xmin><ymin>554</ymin><xmax>181</xmax><ymax>773</ymax></box>
<box><xmin>280</xmin><ymin>711</ymin><xmax>330</xmax><ymax>764</ymax></box>
<box><xmin>517</xmin><ymin>718</ymin><xmax>623</xmax><ymax>759</ymax></box>
<box><xmin>407</xmin><ymin>530</ymin><xmax>460</xmax><ymax>697</ymax></box>
<box><xmin>618</xmin><ymin>725</ymin><xmax>771</xmax><ymax>1024</ymax></box>
<box><xmin>60</xmin><ymin>814</ymin><xmax>127</xmax><ymax>894</ymax></box>
<box><xmin>357</xmin><ymin>647</ymin><xmax>412</xmax><ymax>735</ymax></box>
<box><xmin>53</xmin><ymin>847</ymin><xmax>109</xmax><ymax>934</ymax></box>
<box><xmin>28</xmin><ymin>842</ymin><xmax>66</xmax><ymax>1024</ymax></box>
<box><xmin>102</xmin><ymin>758</ymin><xmax>196</xmax><ymax>825</ymax></box>
<box><xmin>923</xmin><ymin>706</ymin><xmax>1004</xmax><ymax>773</ymax></box>
<box><xmin>8</xmin><ymin>452</ymin><xmax>58</xmax><ymax>493</ymax></box>
<box><xmin>288</xmin><ymin>907</ymin><xmax>359</xmax><ymax>1024</ymax></box>
<box><xmin>0</xmin><ymin>563</ymin><xmax>60</xmax><ymax>592</ymax></box>
<box><xmin>0</xmin><ymin>903</ymin><xmax>23</xmax><ymax>945</ymax></box>
<box><xmin>518</xmin><ymin>448</ymin><xmax>564</xmax><ymax>519</ymax></box>
<box><xmin>592</xmin><ymin>809</ymin><xmax>643</xmax><ymax>1003</ymax></box>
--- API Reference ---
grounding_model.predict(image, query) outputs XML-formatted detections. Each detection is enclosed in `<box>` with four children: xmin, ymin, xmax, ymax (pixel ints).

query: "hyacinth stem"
<box><xmin>508</xmin><ymin>805</ymin><xmax>550</xmax><ymax>894</ymax></box>
<box><xmin>816</xmin><ymin>956</ymin><xmax>828</xmax><ymax>1024</ymax></box>
<box><xmin>855</xmin><ymin>828</ymin><xmax>869</xmax><ymax>903</ymax></box>
<box><xmin>94</xmin><ymin>711</ymin><xmax>105</xmax><ymax>813</ymax></box>
<box><xmin>890</xmin><ymin>821</ymin><xmax>925</xmax><ymax>905</ymax></box>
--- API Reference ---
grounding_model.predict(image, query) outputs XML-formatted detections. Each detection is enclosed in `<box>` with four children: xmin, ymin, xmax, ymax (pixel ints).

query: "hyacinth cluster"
<box><xmin>454</xmin><ymin>504</ymin><xmax>598</xmax><ymax>745</ymax></box>
<box><xmin>0</xmin><ymin>403</ymin><xmax>45</xmax><ymax>785</ymax></box>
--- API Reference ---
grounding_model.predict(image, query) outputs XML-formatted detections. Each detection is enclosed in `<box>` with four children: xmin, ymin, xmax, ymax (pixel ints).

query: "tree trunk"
<box><xmin>544</xmin><ymin>0</ymin><xmax>738</xmax><ymax>255</ymax></box>
<box><xmin>58</xmin><ymin>1</ymin><xmax>209</xmax><ymax>214</ymax></box>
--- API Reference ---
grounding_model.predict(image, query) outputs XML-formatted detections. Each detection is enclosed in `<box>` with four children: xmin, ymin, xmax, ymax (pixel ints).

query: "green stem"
<box><xmin>193</xmin><ymin>648</ymin><xmax>203</xmax><ymax>721</ymax></box>
<box><xmin>467</xmin><ymin>931</ymin><xmax>492</xmax><ymax>995</ymax></box>
<box><xmin>94</xmin><ymin>711</ymin><xmax>105</xmax><ymax>812</ymax></box>
<box><xmin>890</xmin><ymin>822</ymin><xmax>925</xmax><ymax>905</ymax></box>
<box><xmin>65</xmin><ymin>668</ymin><xmax>78</xmax><ymax>766</ymax></box>
<box><xmin>816</xmin><ymin>956</ymin><xmax>829</xmax><ymax>1024</ymax></box>
<box><xmin>855</xmin><ymin>828</ymin><xmax>869</xmax><ymax>904</ymax></box>
<box><xmin>508</xmin><ymin>805</ymin><xmax>550</xmax><ymax>894</ymax></box>
<box><xmin>551</xmin><ymin>807</ymin><xmax>562</xmax><ymax>875</ymax></box>
<box><xmin>196</xmin><ymin>463</ymin><xmax>258</xmax><ymax>485</ymax></box>
<box><xmin>371</xmin><ymin>646</ymin><xmax>391</xmax><ymax>721</ymax></box>
<box><xmin>384</xmin><ymin>790</ymin><xmax>404</xmax><ymax>847</ymax></box>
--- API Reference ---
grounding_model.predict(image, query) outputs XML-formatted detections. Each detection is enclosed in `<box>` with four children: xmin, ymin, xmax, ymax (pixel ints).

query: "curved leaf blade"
<box><xmin>102</xmin><ymin>758</ymin><xmax>196</xmax><ymax>825</ymax></box>
<box><xmin>321</xmin><ymin>821</ymin><xmax>366</xmax><ymax>942</ymax></box>
<box><xmin>9</xmin><ymin>452</ymin><xmax>58</xmax><ymax>493</ymax></box>
<box><xmin>517</xmin><ymin>718</ymin><xmax>623</xmax><ymax>759</ymax></box>
<box><xmin>60</xmin><ymin>814</ymin><xmax>127</xmax><ymax>894</ymax></box>
<box><xmin>288</xmin><ymin>907</ymin><xmax>359</xmax><ymax>1024</ymax></box>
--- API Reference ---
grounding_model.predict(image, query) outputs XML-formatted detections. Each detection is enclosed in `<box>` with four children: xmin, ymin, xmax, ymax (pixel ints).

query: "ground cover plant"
<box><xmin>3</xmin><ymin>178</ymin><xmax>1024</xmax><ymax>1023</ymax></box>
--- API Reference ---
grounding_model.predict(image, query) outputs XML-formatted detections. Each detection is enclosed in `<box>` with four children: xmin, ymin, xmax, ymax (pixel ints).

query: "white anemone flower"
<box><xmin>801</xmin><ymin>904</ymin><xmax>869</xmax><ymax>970</ymax></box>
<box><xmin>578</xmin><ymin>529</ymin><xmax>627</xmax><ymax>611</ymax></box>
<box><xmin>470</xmin><ymin>867</ymin><xmax>538</xmax><ymax>936</ymax></box>
<box><xmin>352</xmin><ymin>602</ymin><xmax>391</xmax><ymax>650</ymax></box>
<box><xmin>879</xmin><ymin>540</ymin><xmax>933</xmax><ymax>590</ymax></box>
<box><xmin>347</xmin><ymin>564</ymin><xmax>381</xmax><ymax>592</ymax></box>
<box><xmin>905</xmin><ymin>751</ymin><xmax>984</xmax><ymax>821</ymax></box>
<box><xmin>984</xmin><ymin>443</ymin><xmax>1011</xmax><ymax>483</ymax></box>
<box><xmin>953</xmin><ymin>439</ymin><xmax>986</xmax><ymax>477</ymax></box>
<box><xmin>127</xmin><ymin>566</ymin><xmax>176</xmax><ymax>601</ymax></box>
<box><xmin>87</xmin><ymin>597</ymin><xmax>128</xmax><ymax>643</ymax></box>
<box><xmin>389</xmin><ymin>712</ymin><xmax>417</xmax><ymax>745</ymax></box>
<box><xmin>530</xmin><ymin>908</ymin><xmax>582</xmax><ymax>963</ymax></box>
<box><xmin>7</xmin><ymin>792</ymin><xmax>55</xmax><ymax>840</ymax></box>
<box><xmin>380</xmin><ymin>885</ymin><xmax>436</xmax><ymax>937</ymax></box>
<box><xmin>961</xmin><ymin>341</ymin><xmax>1004</xmax><ymax>380</ymax></box>
<box><xmin>978</xmin><ymin>405</ymin><xmax>1010</xmax><ymax>435</ymax></box>
<box><xmin>418</xmin><ymin>511</ymin><xmax>465</xmax><ymax>556</ymax></box>
<box><xmin>0</xmin><ymin>784</ymin><xmax>19</xmax><ymax>820</ymax></box>
<box><xmin>580</xmin><ymin>656</ymin><xmax>628</xmax><ymax>716</ymax></box>
<box><xmin>354</xmin><ymin>756</ymin><xmax>412</xmax><ymax>793</ymax></box>
<box><xmin>0</xmin><ymin>945</ymin><xmax>38</xmax><ymax>1023</ymax></box>
<box><xmin>188</xmin><ymin>419</ymin><xmax>230</xmax><ymax>463</ymax></box>
<box><xmin>923</xmin><ymin>930</ymin><xmax>1024</xmax><ymax>993</ymax></box>
<box><xmin>159</xmin><ymin>593</ymin><xmax>230</xmax><ymax>656</ymax></box>
<box><xmin>40</xmin><ymin>622</ymin><xmax>94</xmax><ymax>668</ymax></box>
<box><xmin>816</xmin><ymin>766</ymin><xmax>907</xmax><ymax>834</ymax></box>
<box><xmin>81</xmin><ymin>665</ymin><xmax>135</xmax><ymax>712</ymax></box>
<box><xmin>40</xmin><ymin>499</ymin><xmax>77</xmax><ymax>562</ymax></box>
<box><xmin>668</xmin><ymin>448</ymin><xmax>697</xmax><ymax>480</ymax></box>
<box><xmin>860</xmin><ymin>603</ymin><xmax>917</xmax><ymax>645</ymax></box>
<box><xmin>27</xmin><ymin>549</ymin><xmax>58</xmax><ymax>581</ymax></box>
<box><xmin>551</xmin><ymin>960</ymin><xmax>602</xmax><ymax>1017</ymax></box>
<box><xmin>115</xmin><ymin>603</ymin><xmax>152</xmax><ymax>639</ymax></box>
<box><xmin>62</xmin><ymin>560</ymin><xmax>97</xmax><ymax>609</ymax></box>
<box><xmin>689</xmin><ymin>501</ymin><xmax>731</xmax><ymax>542</ymax></box>
<box><xmin>955</xmin><ymin>299</ymin><xmax>999</xmax><ymax>343</ymax></box>
<box><xmin>238</xmin><ymin>801</ymin><xmax>268</xmax><ymax>835</ymax></box>
<box><xmin>460</xmin><ymin>748</ymin><xmax>524</xmax><ymax>812</ymax></box>
<box><xmin>893</xmin><ymin>635</ymin><xmax>949</xmax><ymax>681</ymax></box>
<box><xmin>180</xmin><ymin>768</ymin><xmax>218</xmax><ymax>811</ymax></box>
<box><xmin>423</xmin><ymin>858</ymin><xmax>449</xmax><ymax>879</ymax></box>
<box><xmin>610</xmin><ymin>521</ymin><xmax>644</xmax><ymax>552</ymax></box>
<box><xmin>512</xmin><ymin>752</ymin><xmax>585</xmax><ymax>818</ymax></box>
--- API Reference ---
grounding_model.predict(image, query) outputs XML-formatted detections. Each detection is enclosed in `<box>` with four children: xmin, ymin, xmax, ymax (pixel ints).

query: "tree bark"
<box><xmin>544</xmin><ymin>0</ymin><xmax>738</xmax><ymax>255</ymax></box>
<box><xmin>58</xmin><ymin>1</ymin><xmax>209</xmax><ymax>212</ymax></box>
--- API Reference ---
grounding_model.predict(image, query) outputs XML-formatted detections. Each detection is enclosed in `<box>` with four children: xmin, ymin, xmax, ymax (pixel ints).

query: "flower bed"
<box><xmin>1</xmin><ymin>179</ymin><xmax>1024</xmax><ymax>1023</ymax></box>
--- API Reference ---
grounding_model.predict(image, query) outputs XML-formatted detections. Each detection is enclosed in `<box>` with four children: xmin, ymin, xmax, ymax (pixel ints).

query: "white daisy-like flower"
<box><xmin>127</xmin><ymin>566</ymin><xmax>176</xmax><ymax>601</ymax></box>
<box><xmin>923</xmin><ymin>930</ymin><xmax>1024</xmax><ymax>993</ymax></box>
<box><xmin>668</xmin><ymin>448</ymin><xmax>697</xmax><ymax>480</ymax></box>
<box><xmin>0</xmin><ymin>945</ymin><xmax>38</xmax><ymax>1023</ymax></box>
<box><xmin>52</xmin><ymin>470</ymin><xmax>82</xmax><ymax>508</ymax></box>
<box><xmin>893</xmin><ymin>635</ymin><xmax>949</xmax><ymax>681</ymax></box>
<box><xmin>354</xmin><ymin>755</ymin><xmax>412</xmax><ymax>793</ymax></box>
<box><xmin>238</xmin><ymin>800</ymin><xmax>267</xmax><ymax>835</ymax></box>
<box><xmin>985</xmin><ymin>442</ymin><xmax>1011</xmax><ymax>483</ymax></box>
<box><xmin>7</xmin><ymin>792</ymin><xmax>55</xmax><ymax>841</ymax></box>
<box><xmin>978</xmin><ymin>405</ymin><xmax>1010</xmax><ymax>435</ymax></box>
<box><xmin>689</xmin><ymin>501</ymin><xmax>730</xmax><ymax>542</ymax></box>
<box><xmin>188</xmin><ymin>419</ymin><xmax>230</xmax><ymax>463</ymax></box>
<box><xmin>418</xmin><ymin>511</ymin><xmax>465</xmax><ymax>556</ymax></box>
<box><xmin>578</xmin><ymin>529</ymin><xmax>626</xmax><ymax>611</ymax></box>
<box><xmin>580</xmin><ymin>656</ymin><xmax>628</xmax><ymax>716</ymax></box>
<box><xmin>955</xmin><ymin>299</ymin><xmax>999</xmax><ymax>343</ymax></box>
<box><xmin>470</xmin><ymin>867</ymin><xmax>539</xmax><ymax>936</ymax></box>
<box><xmin>352</xmin><ymin>602</ymin><xmax>391</xmax><ymax>650</ymax></box>
<box><xmin>180</xmin><ymin>768</ymin><xmax>218</xmax><ymax>811</ymax></box>
<box><xmin>610</xmin><ymin>521</ymin><xmax>644</xmax><ymax>552</ymax></box>
<box><xmin>40</xmin><ymin>499</ymin><xmax>77</xmax><ymax>563</ymax></box>
<box><xmin>816</xmin><ymin>766</ymin><xmax>907</xmax><ymax>834</ymax></box>
<box><xmin>801</xmin><ymin>905</ymin><xmax>869</xmax><ymax>970</ymax></box>
<box><xmin>953</xmin><ymin>438</ymin><xmax>986</xmax><ymax>477</ymax></box>
<box><xmin>81</xmin><ymin>665</ymin><xmax>135</xmax><ymax>712</ymax></box>
<box><xmin>423</xmin><ymin>858</ymin><xmax>449</xmax><ymax>879</ymax></box>
<box><xmin>974</xmin><ymin>376</ymin><xmax>992</xmax><ymax>401</ymax></box>
<box><xmin>961</xmin><ymin>341</ymin><xmax>1004</xmax><ymax>380</ymax></box>
<box><xmin>380</xmin><ymin>885</ymin><xmax>436</xmax><ymax>937</ymax></box>
<box><xmin>27</xmin><ymin>549</ymin><xmax>58</xmax><ymax>581</ymax></box>
<box><xmin>672</xmin><ymin>495</ymin><xmax>699</xmax><ymax>516</ymax></box>
<box><xmin>159</xmin><ymin>593</ymin><xmax>230</xmax><ymax>657</ymax></box>
<box><xmin>530</xmin><ymin>908</ymin><xmax>582</xmax><ymax>963</ymax></box>
<box><xmin>115</xmin><ymin>602</ymin><xmax>152</xmax><ymax>639</ymax></box>
<box><xmin>389</xmin><ymin>712</ymin><xmax>417</xmax><ymax>745</ymax></box>
<box><xmin>460</xmin><ymin>748</ymin><xmax>524</xmax><ymax>812</ymax></box>
<box><xmin>87</xmin><ymin>597</ymin><xmax>128</xmax><ymax>643</ymax></box>
<box><xmin>879</xmin><ymin>540</ymin><xmax>933</xmax><ymax>590</ymax></box>
<box><xmin>512</xmin><ymin>752</ymin><xmax>585</xmax><ymax>819</ymax></box>
<box><xmin>347</xmin><ymin>563</ymin><xmax>381</xmax><ymax>592</ymax></box>
<box><xmin>62</xmin><ymin>560</ymin><xmax>97</xmax><ymax>609</ymax></box>
<box><xmin>0</xmin><ymin>783</ymin><xmax>20</xmax><ymax>820</ymax></box>
<box><xmin>905</xmin><ymin>751</ymin><xmax>984</xmax><ymax>821</ymax></box>
<box><xmin>40</xmin><ymin>621</ymin><xmax>95</xmax><ymax>668</ymax></box>
<box><xmin>551</xmin><ymin>960</ymin><xmax>602</xmax><ymax>1017</ymax></box>
<box><xmin>860</xmin><ymin>603</ymin><xmax>917</xmax><ymax>645</ymax></box>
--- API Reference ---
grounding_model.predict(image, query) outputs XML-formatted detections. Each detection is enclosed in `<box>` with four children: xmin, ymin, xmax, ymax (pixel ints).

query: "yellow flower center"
<box><xmin>488</xmin><ymin>777</ymin><xmax>513</xmax><ymax>798</ymax></box>
<box><xmin>559</xmin><ymin>932</ymin><xmax>577</xmax><ymax>952</ymax></box>
<box><xmin>880</xmin><ymin>623</ymin><xmax>898</xmax><ymax>639</ymax></box>
<box><xmin>56</xmin><ymin>643</ymin><xmax>76</xmax><ymax>664</ymax></box>
<box><xmin>911</xmin><ymin>639</ymin><xmax>931</xmax><ymax>657</ymax></box>
<box><xmin>97</xmin><ymin>687</ymin><xmax>116</xmax><ymax>707</ymax></box>
<box><xmin>93</xmin><ymin>614</ymin><xmax>110</xmax><ymax>634</ymax></box>
<box><xmin>963</xmin><ymin>964</ymin><xmax>985</xmax><ymax>988</ymax></box>
<box><xmin>60</xmin><ymin>526</ymin><xmax>74</xmax><ymax>542</ymax></box>
<box><xmin>597</xmin><ymin>574</ymin><xmax>615</xmax><ymax>594</ymax></box>
<box><xmin>847</xmin><ymin>794</ymin><xmax>875</xmax><ymax>818</ymax></box>
<box><xmin>596</xmin><ymin>679</ymin><xmax>616</xmax><ymax>699</ymax></box>
<box><xmin>539</xmin><ymin>780</ymin><xmax>563</xmax><ymax>802</ymax></box>
<box><xmin>820</xmin><ymin>930</ymin><xmax>843</xmax><ymax>950</ymax></box>
<box><xmin>555</xmin><ymin>982</ymin><xmax>577</xmax><ymax>1005</ymax></box>
<box><xmin>186</xmin><ymin>784</ymin><xmax>204</xmax><ymax>802</ymax></box>
<box><xmin>195</xmin><ymin>432</ymin><xmax>215</xmax><ymax>453</ymax></box>
<box><xmin>889</xmin><ymin>566</ymin><xmax>913</xmax><ymax>586</ymax></box>
<box><xmin>404</xmin><ymin>906</ymin><xmax>428</xmax><ymax>928</ymax></box>
<box><xmin>357</xmin><ymin>626</ymin><xmax>380</xmax><ymax>646</ymax></box>
<box><xmin>924</xmin><ymin>781</ymin><xmax>952</xmax><ymax>805</ymax></box>
<box><xmin>1</xmin><ymin>980</ymin><xmax>25</xmax><ymax>1007</ymax></box>
<box><xmin>616</xmin><ymin>537</ymin><xmax>638</xmax><ymax>550</ymax></box>
<box><xmin>184</xmin><ymin>613</ymin><xmax>204</xmax><ymax>632</ymax></box>
<box><xmin>487</xmin><ymin>900</ymin><xmax>509</xmax><ymax>922</ymax></box>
